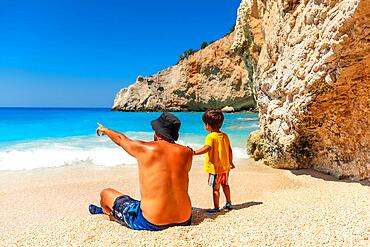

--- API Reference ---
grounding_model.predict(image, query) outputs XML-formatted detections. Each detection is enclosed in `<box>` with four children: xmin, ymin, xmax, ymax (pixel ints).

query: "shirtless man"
<box><xmin>89</xmin><ymin>112</ymin><xmax>193</xmax><ymax>231</ymax></box>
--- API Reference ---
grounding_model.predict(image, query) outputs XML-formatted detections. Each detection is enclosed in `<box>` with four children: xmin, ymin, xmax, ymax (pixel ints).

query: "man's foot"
<box><xmin>89</xmin><ymin>204</ymin><xmax>104</xmax><ymax>214</ymax></box>
<box><xmin>224</xmin><ymin>202</ymin><xmax>232</xmax><ymax>210</ymax></box>
<box><xmin>206</xmin><ymin>208</ymin><xmax>221</xmax><ymax>213</ymax></box>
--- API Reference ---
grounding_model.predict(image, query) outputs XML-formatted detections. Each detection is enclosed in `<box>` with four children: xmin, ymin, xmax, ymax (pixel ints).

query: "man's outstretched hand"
<box><xmin>96</xmin><ymin>122</ymin><xmax>108</xmax><ymax>136</ymax></box>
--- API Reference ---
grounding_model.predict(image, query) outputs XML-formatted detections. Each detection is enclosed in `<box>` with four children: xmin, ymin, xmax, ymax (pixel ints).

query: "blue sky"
<box><xmin>0</xmin><ymin>0</ymin><xmax>241</xmax><ymax>107</ymax></box>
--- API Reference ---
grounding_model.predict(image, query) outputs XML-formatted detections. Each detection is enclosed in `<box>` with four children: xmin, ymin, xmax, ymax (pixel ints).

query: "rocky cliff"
<box><xmin>113</xmin><ymin>32</ymin><xmax>256</xmax><ymax>112</ymax></box>
<box><xmin>234</xmin><ymin>0</ymin><xmax>370</xmax><ymax>180</ymax></box>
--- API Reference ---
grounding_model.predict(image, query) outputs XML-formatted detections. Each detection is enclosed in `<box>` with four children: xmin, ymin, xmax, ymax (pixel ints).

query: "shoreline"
<box><xmin>0</xmin><ymin>159</ymin><xmax>369</xmax><ymax>246</ymax></box>
<box><xmin>110</xmin><ymin>109</ymin><xmax>259</xmax><ymax>114</ymax></box>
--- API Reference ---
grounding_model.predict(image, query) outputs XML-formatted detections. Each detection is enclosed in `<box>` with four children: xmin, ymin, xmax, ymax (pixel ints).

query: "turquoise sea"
<box><xmin>0</xmin><ymin>108</ymin><xmax>259</xmax><ymax>170</ymax></box>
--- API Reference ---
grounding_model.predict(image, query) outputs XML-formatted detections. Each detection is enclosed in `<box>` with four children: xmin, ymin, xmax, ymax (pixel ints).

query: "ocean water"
<box><xmin>0</xmin><ymin>108</ymin><xmax>259</xmax><ymax>171</ymax></box>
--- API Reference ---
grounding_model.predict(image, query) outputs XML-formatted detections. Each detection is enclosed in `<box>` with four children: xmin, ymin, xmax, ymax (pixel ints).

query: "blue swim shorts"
<box><xmin>112</xmin><ymin>195</ymin><xmax>191</xmax><ymax>231</ymax></box>
<box><xmin>208</xmin><ymin>172</ymin><xmax>229</xmax><ymax>187</ymax></box>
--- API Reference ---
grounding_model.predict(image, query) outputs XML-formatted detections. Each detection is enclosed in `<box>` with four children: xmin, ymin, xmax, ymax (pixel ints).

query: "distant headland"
<box><xmin>112</xmin><ymin>0</ymin><xmax>370</xmax><ymax>181</ymax></box>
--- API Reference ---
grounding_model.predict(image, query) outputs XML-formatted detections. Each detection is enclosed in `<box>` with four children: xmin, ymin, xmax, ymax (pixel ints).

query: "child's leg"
<box><xmin>221</xmin><ymin>184</ymin><xmax>231</xmax><ymax>204</ymax></box>
<box><xmin>212</xmin><ymin>184</ymin><xmax>221</xmax><ymax>209</ymax></box>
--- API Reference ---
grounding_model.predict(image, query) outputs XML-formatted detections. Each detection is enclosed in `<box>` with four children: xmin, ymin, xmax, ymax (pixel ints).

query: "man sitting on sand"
<box><xmin>89</xmin><ymin>112</ymin><xmax>193</xmax><ymax>231</ymax></box>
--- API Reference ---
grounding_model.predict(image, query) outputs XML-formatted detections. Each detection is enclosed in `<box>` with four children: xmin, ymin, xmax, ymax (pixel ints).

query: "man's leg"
<box><xmin>100</xmin><ymin>188</ymin><xmax>123</xmax><ymax>215</ymax></box>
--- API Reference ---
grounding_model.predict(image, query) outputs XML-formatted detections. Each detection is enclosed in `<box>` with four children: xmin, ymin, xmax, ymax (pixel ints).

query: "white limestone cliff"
<box><xmin>235</xmin><ymin>0</ymin><xmax>370</xmax><ymax>180</ymax></box>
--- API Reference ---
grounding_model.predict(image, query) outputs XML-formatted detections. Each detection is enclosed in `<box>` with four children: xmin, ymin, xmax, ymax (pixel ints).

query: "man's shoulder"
<box><xmin>151</xmin><ymin>141</ymin><xmax>193</xmax><ymax>154</ymax></box>
<box><xmin>166</xmin><ymin>143</ymin><xmax>193</xmax><ymax>157</ymax></box>
<box><xmin>176</xmin><ymin>143</ymin><xmax>194</xmax><ymax>154</ymax></box>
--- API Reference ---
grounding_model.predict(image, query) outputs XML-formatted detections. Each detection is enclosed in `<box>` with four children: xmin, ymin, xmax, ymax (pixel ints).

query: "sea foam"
<box><xmin>0</xmin><ymin>147</ymin><xmax>137</xmax><ymax>170</ymax></box>
<box><xmin>0</xmin><ymin>133</ymin><xmax>249</xmax><ymax>171</ymax></box>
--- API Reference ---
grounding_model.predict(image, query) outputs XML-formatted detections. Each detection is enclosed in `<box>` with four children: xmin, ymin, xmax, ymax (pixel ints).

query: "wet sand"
<box><xmin>0</xmin><ymin>159</ymin><xmax>369</xmax><ymax>246</ymax></box>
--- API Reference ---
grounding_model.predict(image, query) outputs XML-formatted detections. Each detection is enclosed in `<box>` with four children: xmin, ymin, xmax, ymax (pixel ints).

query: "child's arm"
<box><xmin>229</xmin><ymin>145</ymin><xmax>235</xmax><ymax>169</ymax></box>
<box><xmin>193</xmin><ymin>145</ymin><xmax>211</xmax><ymax>155</ymax></box>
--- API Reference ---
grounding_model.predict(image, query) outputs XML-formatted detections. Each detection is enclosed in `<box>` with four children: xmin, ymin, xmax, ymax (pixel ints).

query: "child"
<box><xmin>194</xmin><ymin>110</ymin><xmax>235</xmax><ymax>213</ymax></box>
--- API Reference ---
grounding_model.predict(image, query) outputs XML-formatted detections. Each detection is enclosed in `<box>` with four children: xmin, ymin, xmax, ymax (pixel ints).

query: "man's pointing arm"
<box><xmin>96</xmin><ymin>123</ymin><xmax>147</xmax><ymax>158</ymax></box>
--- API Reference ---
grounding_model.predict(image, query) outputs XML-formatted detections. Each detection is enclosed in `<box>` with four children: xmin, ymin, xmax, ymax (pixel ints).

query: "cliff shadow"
<box><xmin>191</xmin><ymin>201</ymin><xmax>263</xmax><ymax>225</ymax></box>
<box><xmin>289</xmin><ymin>169</ymin><xmax>369</xmax><ymax>186</ymax></box>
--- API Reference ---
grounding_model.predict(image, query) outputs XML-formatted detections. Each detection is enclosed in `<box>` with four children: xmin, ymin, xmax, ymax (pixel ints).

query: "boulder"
<box><xmin>221</xmin><ymin>106</ymin><xmax>235</xmax><ymax>112</ymax></box>
<box><xmin>246</xmin><ymin>130</ymin><xmax>264</xmax><ymax>161</ymax></box>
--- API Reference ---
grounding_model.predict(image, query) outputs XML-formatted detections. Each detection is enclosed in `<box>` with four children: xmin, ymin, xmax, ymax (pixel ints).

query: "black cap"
<box><xmin>151</xmin><ymin>112</ymin><xmax>181</xmax><ymax>142</ymax></box>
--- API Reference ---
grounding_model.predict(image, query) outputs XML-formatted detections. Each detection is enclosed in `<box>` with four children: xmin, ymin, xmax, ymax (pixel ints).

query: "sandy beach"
<box><xmin>0</xmin><ymin>159</ymin><xmax>369</xmax><ymax>246</ymax></box>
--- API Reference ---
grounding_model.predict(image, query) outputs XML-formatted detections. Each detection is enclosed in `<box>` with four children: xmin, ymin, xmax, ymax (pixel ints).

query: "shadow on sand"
<box><xmin>290</xmin><ymin>169</ymin><xmax>369</xmax><ymax>186</ymax></box>
<box><xmin>191</xmin><ymin>201</ymin><xmax>263</xmax><ymax>225</ymax></box>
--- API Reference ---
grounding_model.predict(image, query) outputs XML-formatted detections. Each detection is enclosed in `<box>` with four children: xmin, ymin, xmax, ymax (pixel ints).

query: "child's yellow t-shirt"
<box><xmin>204</xmin><ymin>132</ymin><xmax>231</xmax><ymax>174</ymax></box>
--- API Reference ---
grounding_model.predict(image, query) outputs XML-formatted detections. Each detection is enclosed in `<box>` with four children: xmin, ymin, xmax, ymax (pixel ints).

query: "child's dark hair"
<box><xmin>202</xmin><ymin>110</ymin><xmax>224</xmax><ymax>129</ymax></box>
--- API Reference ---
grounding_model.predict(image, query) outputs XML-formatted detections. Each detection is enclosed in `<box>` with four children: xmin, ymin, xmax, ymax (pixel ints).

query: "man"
<box><xmin>89</xmin><ymin>112</ymin><xmax>193</xmax><ymax>231</ymax></box>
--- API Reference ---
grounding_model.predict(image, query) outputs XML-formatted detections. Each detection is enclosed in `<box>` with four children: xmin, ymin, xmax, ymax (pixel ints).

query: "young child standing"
<box><xmin>194</xmin><ymin>110</ymin><xmax>235</xmax><ymax>213</ymax></box>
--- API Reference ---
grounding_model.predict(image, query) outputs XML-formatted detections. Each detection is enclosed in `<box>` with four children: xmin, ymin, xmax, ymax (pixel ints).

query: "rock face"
<box><xmin>113</xmin><ymin>32</ymin><xmax>256</xmax><ymax>112</ymax></box>
<box><xmin>234</xmin><ymin>0</ymin><xmax>370</xmax><ymax>180</ymax></box>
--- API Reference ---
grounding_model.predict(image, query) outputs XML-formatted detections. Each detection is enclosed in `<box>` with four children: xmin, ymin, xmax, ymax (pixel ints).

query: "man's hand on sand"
<box><xmin>96</xmin><ymin>122</ymin><xmax>108</xmax><ymax>136</ymax></box>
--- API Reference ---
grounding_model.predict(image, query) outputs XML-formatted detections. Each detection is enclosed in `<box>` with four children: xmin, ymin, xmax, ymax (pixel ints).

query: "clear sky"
<box><xmin>0</xmin><ymin>0</ymin><xmax>241</xmax><ymax>107</ymax></box>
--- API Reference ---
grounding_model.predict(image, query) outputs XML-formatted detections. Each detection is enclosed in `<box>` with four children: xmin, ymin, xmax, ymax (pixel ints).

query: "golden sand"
<box><xmin>0</xmin><ymin>159</ymin><xmax>369</xmax><ymax>246</ymax></box>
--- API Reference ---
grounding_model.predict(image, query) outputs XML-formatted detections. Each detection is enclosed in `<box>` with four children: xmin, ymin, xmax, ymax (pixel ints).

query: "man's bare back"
<box><xmin>90</xmin><ymin>113</ymin><xmax>193</xmax><ymax>231</ymax></box>
<box><xmin>138</xmin><ymin>140</ymin><xmax>193</xmax><ymax>225</ymax></box>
